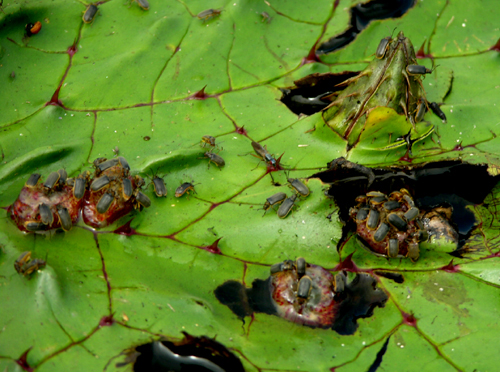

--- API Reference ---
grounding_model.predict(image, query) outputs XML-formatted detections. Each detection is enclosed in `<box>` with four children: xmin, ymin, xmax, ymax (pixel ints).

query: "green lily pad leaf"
<box><xmin>2</xmin><ymin>0</ymin><xmax>500</xmax><ymax>371</ymax></box>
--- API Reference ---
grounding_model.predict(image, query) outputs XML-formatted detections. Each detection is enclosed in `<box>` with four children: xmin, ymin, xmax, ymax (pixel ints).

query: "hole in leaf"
<box><xmin>317</xmin><ymin>0</ymin><xmax>416</xmax><ymax>55</ymax></box>
<box><xmin>124</xmin><ymin>332</ymin><xmax>245</xmax><ymax>372</ymax></box>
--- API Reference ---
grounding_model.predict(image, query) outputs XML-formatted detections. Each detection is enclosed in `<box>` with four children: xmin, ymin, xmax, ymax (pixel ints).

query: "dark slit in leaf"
<box><xmin>367</xmin><ymin>336</ymin><xmax>391</xmax><ymax>372</ymax></box>
<box><xmin>317</xmin><ymin>0</ymin><xmax>416</xmax><ymax>55</ymax></box>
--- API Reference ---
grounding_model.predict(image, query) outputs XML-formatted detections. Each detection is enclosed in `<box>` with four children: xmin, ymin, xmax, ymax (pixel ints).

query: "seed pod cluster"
<box><xmin>8</xmin><ymin>157</ymin><xmax>151</xmax><ymax>232</ymax></box>
<box><xmin>269</xmin><ymin>258</ymin><xmax>387</xmax><ymax>331</ymax></box>
<box><xmin>349</xmin><ymin>189</ymin><xmax>428</xmax><ymax>261</ymax></box>
<box><xmin>83</xmin><ymin>157</ymin><xmax>150</xmax><ymax>228</ymax></box>
<box><xmin>269</xmin><ymin>258</ymin><xmax>347</xmax><ymax>328</ymax></box>
<box><xmin>8</xmin><ymin>167</ymin><xmax>83</xmax><ymax>233</ymax></box>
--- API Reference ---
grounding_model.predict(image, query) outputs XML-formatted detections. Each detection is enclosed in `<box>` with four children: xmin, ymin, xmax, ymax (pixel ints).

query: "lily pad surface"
<box><xmin>1</xmin><ymin>0</ymin><xmax>500</xmax><ymax>371</ymax></box>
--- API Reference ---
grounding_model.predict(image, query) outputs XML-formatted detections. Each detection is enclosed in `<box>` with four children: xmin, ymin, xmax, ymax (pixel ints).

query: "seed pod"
<box><xmin>57</xmin><ymin>169</ymin><xmax>68</xmax><ymax>184</ymax></box>
<box><xmin>404</xmin><ymin>207</ymin><xmax>419</xmax><ymax>221</ymax></box>
<box><xmin>429</xmin><ymin>102</ymin><xmax>447</xmax><ymax>123</ymax></box>
<box><xmin>355</xmin><ymin>207</ymin><xmax>369</xmax><ymax>222</ymax></box>
<box><xmin>373</xmin><ymin>223</ymin><xmax>390</xmax><ymax>242</ymax></box>
<box><xmin>375</xmin><ymin>36</ymin><xmax>392</xmax><ymax>59</ymax></box>
<box><xmin>135</xmin><ymin>191</ymin><xmax>151</xmax><ymax>208</ymax></box>
<box><xmin>56</xmin><ymin>206</ymin><xmax>72</xmax><ymax>231</ymax></box>
<box><xmin>204</xmin><ymin>152</ymin><xmax>225</xmax><ymax>168</ymax></box>
<box><xmin>73</xmin><ymin>176</ymin><xmax>86</xmax><ymax>200</ymax></box>
<box><xmin>383</xmin><ymin>200</ymin><xmax>400</xmax><ymax>211</ymax></box>
<box><xmin>270</xmin><ymin>262</ymin><xmax>283</xmax><ymax>274</ymax></box>
<box><xmin>288</xmin><ymin>178</ymin><xmax>309</xmax><ymax>197</ymax></box>
<box><xmin>43</xmin><ymin>171</ymin><xmax>60</xmax><ymax>189</ymax></box>
<box><xmin>39</xmin><ymin>203</ymin><xmax>53</xmax><ymax>225</ymax></box>
<box><xmin>97</xmin><ymin>158</ymin><xmax>119</xmax><ymax>173</ymax></box>
<box><xmin>388</xmin><ymin>239</ymin><xmax>399</xmax><ymax>258</ymax></box>
<box><xmin>118</xmin><ymin>156</ymin><xmax>130</xmax><ymax>171</ymax></box>
<box><xmin>122</xmin><ymin>178</ymin><xmax>133</xmax><ymax>200</ymax></box>
<box><xmin>334</xmin><ymin>272</ymin><xmax>345</xmax><ymax>293</ymax></box>
<box><xmin>90</xmin><ymin>175</ymin><xmax>110</xmax><ymax>191</ymax></box>
<box><xmin>407</xmin><ymin>242</ymin><xmax>420</xmax><ymax>262</ymax></box>
<box><xmin>24</xmin><ymin>221</ymin><xmax>46</xmax><ymax>232</ymax></box>
<box><xmin>296</xmin><ymin>257</ymin><xmax>306</xmax><ymax>278</ymax></box>
<box><xmin>263</xmin><ymin>192</ymin><xmax>287</xmax><ymax>214</ymax></box>
<box><xmin>26</xmin><ymin>173</ymin><xmax>41</xmax><ymax>187</ymax></box>
<box><xmin>366</xmin><ymin>209</ymin><xmax>380</xmax><ymax>230</ymax></box>
<box><xmin>83</xmin><ymin>4</ymin><xmax>98</xmax><ymax>24</ymax></box>
<box><xmin>406</xmin><ymin>64</ymin><xmax>432</xmax><ymax>75</ymax></box>
<box><xmin>297</xmin><ymin>275</ymin><xmax>313</xmax><ymax>299</ymax></box>
<box><xmin>97</xmin><ymin>193</ymin><xmax>114</xmax><ymax>214</ymax></box>
<box><xmin>387</xmin><ymin>213</ymin><xmax>407</xmax><ymax>231</ymax></box>
<box><xmin>277</xmin><ymin>194</ymin><xmax>297</xmax><ymax>219</ymax></box>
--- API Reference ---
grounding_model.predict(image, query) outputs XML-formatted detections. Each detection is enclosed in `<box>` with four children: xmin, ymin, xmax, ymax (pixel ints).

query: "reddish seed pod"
<box><xmin>10</xmin><ymin>156</ymin><xmax>151</xmax><ymax>232</ymax></box>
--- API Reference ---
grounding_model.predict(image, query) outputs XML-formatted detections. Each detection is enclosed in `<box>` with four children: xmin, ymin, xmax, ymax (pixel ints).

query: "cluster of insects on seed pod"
<box><xmin>268</xmin><ymin>257</ymin><xmax>388</xmax><ymax>330</ymax></box>
<box><xmin>14</xmin><ymin>251</ymin><xmax>46</xmax><ymax>278</ymax></box>
<box><xmin>349</xmin><ymin>189</ymin><xmax>428</xmax><ymax>261</ymax></box>
<box><xmin>8</xmin><ymin>156</ymin><xmax>151</xmax><ymax>232</ymax></box>
<box><xmin>269</xmin><ymin>257</ymin><xmax>347</xmax><ymax>327</ymax></box>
